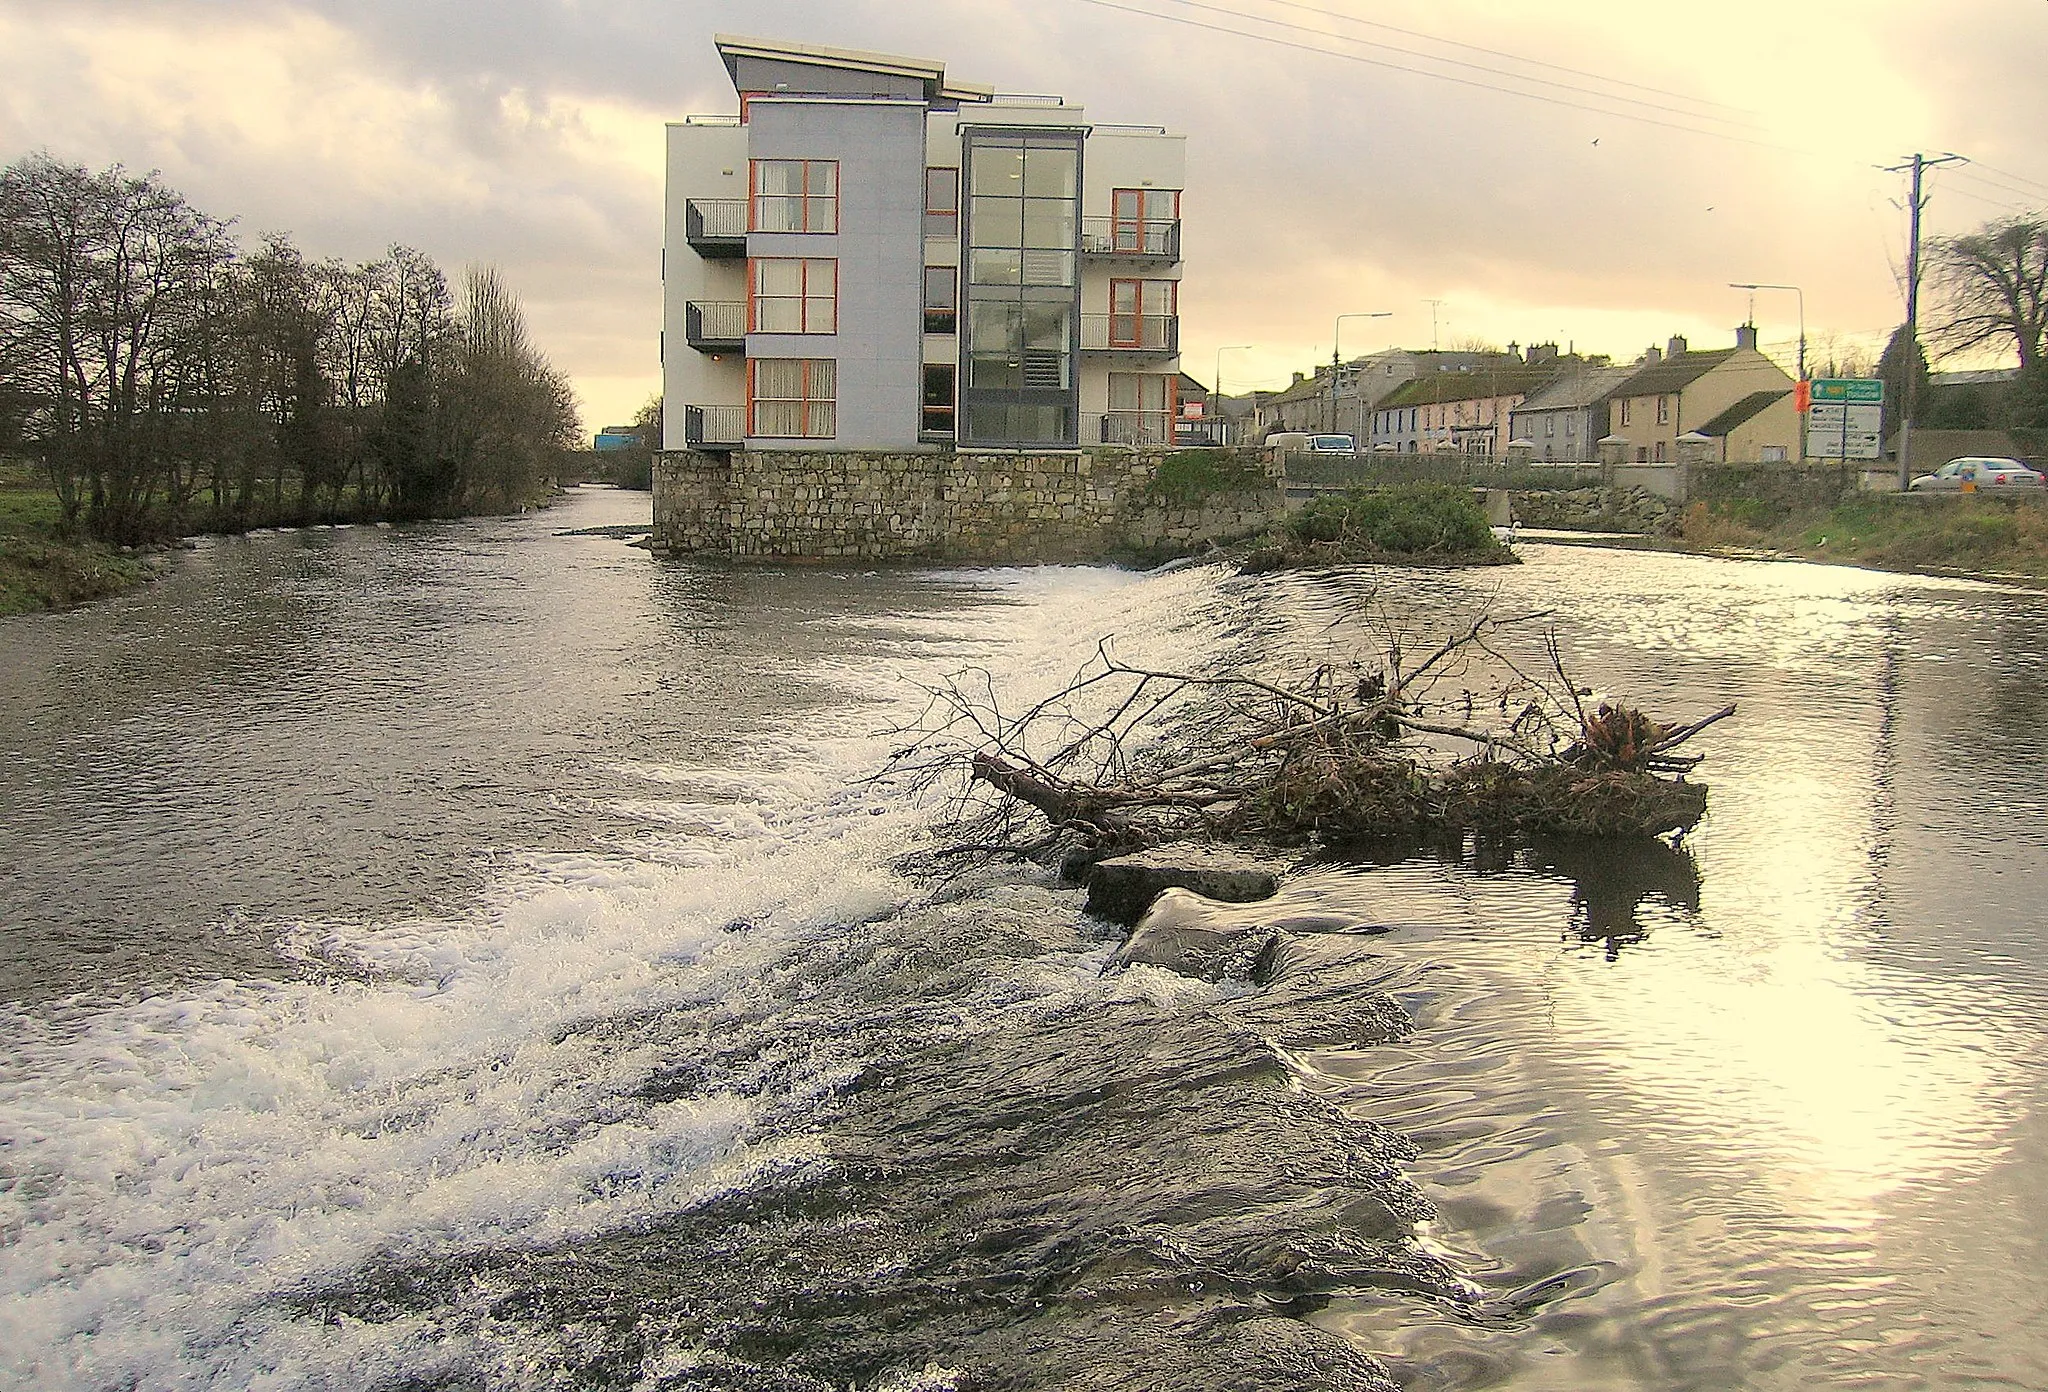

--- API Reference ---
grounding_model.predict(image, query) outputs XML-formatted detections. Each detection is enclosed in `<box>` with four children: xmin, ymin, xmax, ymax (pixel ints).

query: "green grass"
<box><xmin>0</xmin><ymin>480</ymin><xmax>148</xmax><ymax>615</ymax></box>
<box><xmin>1681</xmin><ymin>493</ymin><xmax>2048</xmax><ymax>577</ymax></box>
<box><xmin>1143</xmin><ymin>448</ymin><xmax>1274</xmax><ymax>506</ymax></box>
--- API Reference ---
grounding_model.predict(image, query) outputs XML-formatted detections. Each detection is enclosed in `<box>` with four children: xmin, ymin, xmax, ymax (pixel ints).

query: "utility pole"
<box><xmin>1884</xmin><ymin>152</ymin><xmax>1964</xmax><ymax>490</ymax></box>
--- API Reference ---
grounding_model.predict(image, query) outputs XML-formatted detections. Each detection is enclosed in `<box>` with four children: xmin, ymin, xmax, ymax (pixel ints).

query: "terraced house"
<box><xmin>1605</xmin><ymin>329</ymin><xmax>1796</xmax><ymax>464</ymax></box>
<box><xmin>662</xmin><ymin>35</ymin><xmax>1187</xmax><ymax>455</ymax></box>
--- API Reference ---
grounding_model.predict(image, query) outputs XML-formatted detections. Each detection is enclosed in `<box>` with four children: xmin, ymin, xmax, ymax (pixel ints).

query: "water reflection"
<box><xmin>1526</xmin><ymin>836</ymin><xmax>1701</xmax><ymax>957</ymax></box>
<box><xmin>1261</xmin><ymin>546</ymin><xmax>2048</xmax><ymax>1388</ymax></box>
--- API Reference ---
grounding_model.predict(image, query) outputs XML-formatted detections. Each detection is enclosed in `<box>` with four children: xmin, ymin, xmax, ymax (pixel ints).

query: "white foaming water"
<box><xmin>0</xmin><ymin>561</ymin><xmax>1242</xmax><ymax>1391</ymax></box>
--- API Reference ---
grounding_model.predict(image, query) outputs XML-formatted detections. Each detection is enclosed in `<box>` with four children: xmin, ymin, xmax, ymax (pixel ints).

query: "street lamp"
<box><xmin>1215</xmin><ymin>344</ymin><xmax>1251</xmax><ymax>444</ymax></box>
<box><xmin>1330</xmin><ymin>311</ymin><xmax>1393</xmax><ymax>438</ymax></box>
<box><xmin>1730</xmin><ymin>281</ymin><xmax>1806</xmax><ymax>460</ymax></box>
<box><xmin>1728</xmin><ymin>281</ymin><xmax>1805</xmax><ymax>380</ymax></box>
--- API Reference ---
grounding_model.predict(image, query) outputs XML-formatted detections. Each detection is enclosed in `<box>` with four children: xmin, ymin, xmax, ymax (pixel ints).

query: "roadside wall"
<box><xmin>652</xmin><ymin>446</ymin><xmax>1282</xmax><ymax>562</ymax></box>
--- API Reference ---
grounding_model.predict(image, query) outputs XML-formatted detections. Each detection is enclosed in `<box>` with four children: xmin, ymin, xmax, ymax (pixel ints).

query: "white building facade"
<box><xmin>662</xmin><ymin>36</ymin><xmax>1186</xmax><ymax>455</ymax></box>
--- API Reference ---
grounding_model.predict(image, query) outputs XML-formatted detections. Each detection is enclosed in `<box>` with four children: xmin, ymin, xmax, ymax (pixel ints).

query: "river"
<box><xmin>3</xmin><ymin>485</ymin><xmax>2044</xmax><ymax>1390</ymax></box>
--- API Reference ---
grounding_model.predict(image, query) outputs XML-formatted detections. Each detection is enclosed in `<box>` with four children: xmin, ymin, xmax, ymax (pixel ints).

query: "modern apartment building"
<box><xmin>662</xmin><ymin>36</ymin><xmax>1187</xmax><ymax>455</ymax></box>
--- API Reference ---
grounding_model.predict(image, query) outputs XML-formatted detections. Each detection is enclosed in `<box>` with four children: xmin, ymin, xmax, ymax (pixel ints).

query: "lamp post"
<box><xmin>1330</xmin><ymin>312</ymin><xmax>1392</xmax><ymax>441</ymax></box>
<box><xmin>1215</xmin><ymin>344</ymin><xmax>1251</xmax><ymax>444</ymax></box>
<box><xmin>1730</xmin><ymin>281</ymin><xmax>1805</xmax><ymax>460</ymax></box>
<box><xmin>1728</xmin><ymin>282</ymin><xmax>1804</xmax><ymax>380</ymax></box>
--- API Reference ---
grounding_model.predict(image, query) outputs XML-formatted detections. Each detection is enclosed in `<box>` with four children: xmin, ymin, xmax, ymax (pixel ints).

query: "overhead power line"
<box><xmin>1966</xmin><ymin>159</ymin><xmax>2048</xmax><ymax>201</ymax></box>
<box><xmin>1227</xmin><ymin>0</ymin><xmax>1754</xmax><ymax>118</ymax></box>
<box><xmin>1944</xmin><ymin>167</ymin><xmax>2048</xmax><ymax>210</ymax></box>
<box><xmin>1135</xmin><ymin>0</ymin><xmax>1762</xmax><ymax>131</ymax></box>
<box><xmin>1070</xmin><ymin>0</ymin><xmax>1802</xmax><ymax>150</ymax></box>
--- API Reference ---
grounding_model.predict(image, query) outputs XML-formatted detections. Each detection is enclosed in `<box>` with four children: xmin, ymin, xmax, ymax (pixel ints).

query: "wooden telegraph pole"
<box><xmin>1884</xmin><ymin>152</ymin><xmax>1965</xmax><ymax>490</ymax></box>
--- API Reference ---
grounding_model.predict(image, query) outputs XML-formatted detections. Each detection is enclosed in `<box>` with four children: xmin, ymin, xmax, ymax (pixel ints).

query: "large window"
<box><xmin>959</xmin><ymin>129</ymin><xmax>1082</xmax><ymax>447</ymax></box>
<box><xmin>1108</xmin><ymin>279</ymin><xmax>1176</xmax><ymax>348</ymax></box>
<box><xmin>1109</xmin><ymin>187</ymin><xmax>1180</xmax><ymax>254</ymax></box>
<box><xmin>1107</xmin><ymin>372</ymin><xmax>1177</xmax><ymax>445</ymax></box>
<box><xmin>750</xmin><ymin>258</ymin><xmax>836</xmax><ymax>334</ymax></box>
<box><xmin>750</xmin><ymin>160</ymin><xmax>837</xmax><ymax>233</ymax></box>
<box><xmin>923</xmin><ymin>266</ymin><xmax>957</xmax><ymax>335</ymax></box>
<box><xmin>922</xmin><ymin>363</ymin><xmax>956</xmax><ymax>437</ymax></box>
<box><xmin>924</xmin><ymin>168</ymin><xmax>959</xmax><ymax>239</ymax></box>
<box><xmin>748</xmin><ymin>358</ymin><xmax>836</xmax><ymax>438</ymax></box>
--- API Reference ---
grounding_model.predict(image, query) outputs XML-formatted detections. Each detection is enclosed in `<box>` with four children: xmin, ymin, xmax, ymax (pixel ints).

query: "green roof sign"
<box><xmin>1811</xmin><ymin>378</ymin><xmax>1884</xmax><ymax>403</ymax></box>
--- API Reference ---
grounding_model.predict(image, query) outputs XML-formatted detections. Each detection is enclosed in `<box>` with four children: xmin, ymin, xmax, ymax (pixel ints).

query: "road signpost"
<box><xmin>1805</xmin><ymin>378</ymin><xmax>1884</xmax><ymax>461</ymax></box>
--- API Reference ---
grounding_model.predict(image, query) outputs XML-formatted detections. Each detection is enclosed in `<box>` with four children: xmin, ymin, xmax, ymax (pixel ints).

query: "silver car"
<box><xmin>1909</xmin><ymin>457</ymin><xmax>2045</xmax><ymax>492</ymax></box>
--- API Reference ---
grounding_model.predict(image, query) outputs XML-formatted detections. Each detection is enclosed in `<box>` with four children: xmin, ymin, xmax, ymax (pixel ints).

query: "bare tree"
<box><xmin>1929</xmin><ymin>215</ymin><xmax>2048</xmax><ymax>371</ymax></box>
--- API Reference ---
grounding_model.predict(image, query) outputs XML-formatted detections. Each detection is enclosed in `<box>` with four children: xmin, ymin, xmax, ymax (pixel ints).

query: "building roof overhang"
<box><xmin>714</xmin><ymin>34</ymin><xmax>996</xmax><ymax>103</ymax></box>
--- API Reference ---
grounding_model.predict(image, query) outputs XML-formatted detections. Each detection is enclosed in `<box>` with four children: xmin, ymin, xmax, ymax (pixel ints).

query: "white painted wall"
<box><xmin>662</xmin><ymin>120</ymin><xmax>749</xmax><ymax>451</ymax></box>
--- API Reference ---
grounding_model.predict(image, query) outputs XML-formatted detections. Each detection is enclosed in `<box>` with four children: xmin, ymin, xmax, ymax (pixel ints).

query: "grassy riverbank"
<box><xmin>1678</xmin><ymin>493</ymin><xmax>2048</xmax><ymax>580</ymax></box>
<box><xmin>0</xmin><ymin>476</ymin><xmax>149</xmax><ymax>616</ymax></box>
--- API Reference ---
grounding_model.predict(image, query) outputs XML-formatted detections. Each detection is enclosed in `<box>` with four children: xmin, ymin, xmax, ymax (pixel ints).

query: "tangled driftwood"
<box><xmin>883</xmin><ymin>607</ymin><xmax>1732</xmax><ymax>859</ymax></box>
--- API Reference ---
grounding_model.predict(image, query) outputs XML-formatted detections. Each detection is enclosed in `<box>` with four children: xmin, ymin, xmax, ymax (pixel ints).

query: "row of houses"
<box><xmin>1236</xmin><ymin>328</ymin><xmax>1803</xmax><ymax>464</ymax></box>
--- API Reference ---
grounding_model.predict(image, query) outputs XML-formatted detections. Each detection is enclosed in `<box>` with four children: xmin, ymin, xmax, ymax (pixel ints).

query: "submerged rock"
<box><xmin>1084</xmin><ymin>847</ymin><xmax>1280</xmax><ymax>925</ymax></box>
<box><xmin>1108</xmin><ymin>888</ymin><xmax>1288</xmax><ymax>982</ymax></box>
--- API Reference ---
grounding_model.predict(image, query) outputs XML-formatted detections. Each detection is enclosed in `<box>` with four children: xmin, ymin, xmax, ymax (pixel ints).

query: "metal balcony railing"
<box><xmin>684</xmin><ymin>199</ymin><xmax>747</xmax><ymax>257</ymax></box>
<box><xmin>1080</xmin><ymin>314</ymin><xmax>1179</xmax><ymax>354</ymax></box>
<box><xmin>685</xmin><ymin>300</ymin><xmax>746</xmax><ymax>349</ymax></box>
<box><xmin>1101</xmin><ymin>410</ymin><xmax>1175</xmax><ymax>446</ymax></box>
<box><xmin>683</xmin><ymin>404</ymin><xmax>746</xmax><ymax>451</ymax></box>
<box><xmin>1080</xmin><ymin>218</ymin><xmax>1181</xmax><ymax>260</ymax></box>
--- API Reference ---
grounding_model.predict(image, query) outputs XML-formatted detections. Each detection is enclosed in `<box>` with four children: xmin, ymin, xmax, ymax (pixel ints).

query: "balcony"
<box><xmin>1080</xmin><ymin>217</ymin><xmax>1181</xmax><ymax>262</ymax></box>
<box><xmin>685</xmin><ymin>199</ymin><xmax>747</xmax><ymax>258</ymax></box>
<box><xmin>683</xmin><ymin>404</ymin><xmax>745</xmax><ymax>452</ymax></box>
<box><xmin>1080</xmin><ymin>314</ymin><xmax>1179</xmax><ymax>356</ymax></box>
<box><xmin>685</xmin><ymin>300</ymin><xmax>746</xmax><ymax>351</ymax></box>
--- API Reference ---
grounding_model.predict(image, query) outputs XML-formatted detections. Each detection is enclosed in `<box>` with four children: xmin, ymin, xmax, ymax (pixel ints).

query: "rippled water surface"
<box><xmin>3</xmin><ymin>488</ymin><xmax>2045</xmax><ymax>1390</ymax></box>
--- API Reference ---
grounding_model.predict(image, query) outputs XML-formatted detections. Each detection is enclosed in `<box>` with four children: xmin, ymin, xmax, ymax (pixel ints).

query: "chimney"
<box><xmin>1734</xmin><ymin>323</ymin><xmax>1758</xmax><ymax>351</ymax></box>
<box><xmin>1667</xmin><ymin>335</ymin><xmax>1688</xmax><ymax>359</ymax></box>
<box><xmin>1507</xmin><ymin>341</ymin><xmax>1520</xmax><ymax>358</ymax></box>
<box><xmin>1643</xmin><ymin>345</ymin><xmax>1663</xmax><ymax>365</ymax></box>
<box><xmin>1291</xmin><ymin>371</ymin><xmax>1305</xmax><ymax>385</ymax></box>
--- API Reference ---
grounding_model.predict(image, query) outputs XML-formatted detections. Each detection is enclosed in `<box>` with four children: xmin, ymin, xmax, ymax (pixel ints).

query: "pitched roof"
<box><xmin>1376</xmin><ymin>367</ymin><xmax>1559</xmax><ymax>410</ymax></box>
<box><xmin>1512</xmin><ymin>364</ymin><xmax>1633</xmax><ymax>413</ymax></box>
<box><xmin>1268</xmin><ymin>371</ymin><xmax>1334</xmax><ymax>405</ymax></box>
<box><xmin>1613</xmin><ymin>348</ymin><xmax>1738</xmax><ymax>398</ymax></box>
<box><xmin>1693</xmin><ymin>389</ymin><xmax>1792</xmax><ymax>437</ymax></box>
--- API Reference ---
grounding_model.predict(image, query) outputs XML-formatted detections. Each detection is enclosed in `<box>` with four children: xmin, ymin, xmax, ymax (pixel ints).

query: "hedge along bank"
<box><xmin>650</xmin><ymin>446</ymin><xmax>1285</xmax><ymax>563</ymax></box>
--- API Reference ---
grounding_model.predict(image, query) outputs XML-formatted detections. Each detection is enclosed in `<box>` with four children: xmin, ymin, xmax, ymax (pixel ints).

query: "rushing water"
<box><xmin>3</xmin><ymin>487</ymin><xmax>2045</xmax><ymax>1390</ymax></box>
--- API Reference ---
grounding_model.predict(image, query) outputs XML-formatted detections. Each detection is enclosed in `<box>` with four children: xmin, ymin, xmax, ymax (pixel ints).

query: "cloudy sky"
<box><xmin>4</xmin><ymin>0</ymin><xmax>2044</xmax><ymax>433</ymax></box>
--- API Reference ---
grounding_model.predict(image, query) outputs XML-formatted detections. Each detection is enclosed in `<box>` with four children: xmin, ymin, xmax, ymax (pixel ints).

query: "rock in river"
<box><xmin>1083</xmin><ymin>847</ymin><xmax>1280</xmax><ymax>925</ymax></box>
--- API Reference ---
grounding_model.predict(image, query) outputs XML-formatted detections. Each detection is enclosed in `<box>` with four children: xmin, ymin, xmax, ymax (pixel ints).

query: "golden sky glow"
<box><xmin>3</xmin><ymin>0</ymin><xmax>2043</xmax><ymax>433</ymax></box>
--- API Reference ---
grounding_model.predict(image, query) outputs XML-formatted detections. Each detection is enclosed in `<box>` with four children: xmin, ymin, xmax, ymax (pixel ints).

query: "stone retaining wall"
<box><xmin>652</xmin><ymin>447</ymin><xmax>1283</xmax><ymax>563</ymax></box>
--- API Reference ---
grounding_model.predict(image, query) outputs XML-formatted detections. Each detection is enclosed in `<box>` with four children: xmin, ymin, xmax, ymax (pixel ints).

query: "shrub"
<box><xmin>1144</xmin><ymin>449</ymin><xmax>1272</xmax><ymax>506</ymax></box>
<box><xmin>1287</xmin><ymin>483</ymin><xmax>1497</xmax><ymax>555</ymax></box>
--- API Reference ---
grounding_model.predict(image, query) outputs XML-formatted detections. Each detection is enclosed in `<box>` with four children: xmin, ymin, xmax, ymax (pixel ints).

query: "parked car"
<box><xmin>1909</xmin><ymin>457</ymin><xmax>2045</xmax><ymax>492</ymax></box>
<box><xmin>1306</xmin><ymin>434</ymin><xmax>1355</xmax><ymax>455</ymax></box>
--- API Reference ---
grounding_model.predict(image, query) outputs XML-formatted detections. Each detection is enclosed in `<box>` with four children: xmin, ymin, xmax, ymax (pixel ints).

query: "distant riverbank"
<box><xmin>1523</xmin><ymin>493</ymin><xmax>2048</xmax><ymax>586</ymax></box>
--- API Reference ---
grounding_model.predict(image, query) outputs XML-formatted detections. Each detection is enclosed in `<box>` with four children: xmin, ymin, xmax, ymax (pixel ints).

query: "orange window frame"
<box><xmin>747</xmin><ymin>159</ymin><xmax>839</xmax><ymax>234</ymax></box>
<box><xmin>1110</xmin><ymin>187</ymin><xmax>1181</xmax><ymax>251</ymax></box>
<box><xmin>746</xmin><ymin>358</ymin><xmax>835</xmax><ymax>438</ymax></box>
<box><xmin>746</xmin><ymin>257</ymin><xmax>837</xmax><ymax>334</ymax></box>
<box><xmin>1108</xmin><ymin>278</ymin><xmax>1176</xmax><ymax>347</ymax></box>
